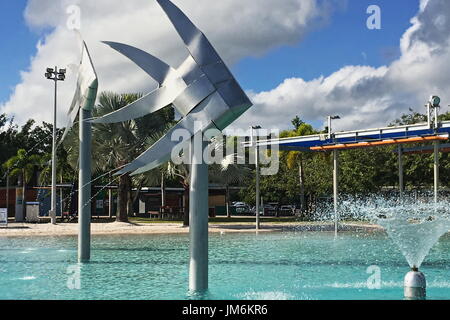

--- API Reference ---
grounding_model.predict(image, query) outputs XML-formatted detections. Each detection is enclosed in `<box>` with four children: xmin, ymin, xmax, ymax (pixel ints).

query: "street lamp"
<box><xmin>326</xmin><ymin>115</ymin><xmax>341</xmax><ymax>235</ymax></box>
<box><xmin>425</xmin><ymin>96</ymin><xmax>441</xmax><ymax>129</ymax></box>
<box><xmin>250</xmin><ymin>125</ymin><xmax>262</xmax><ymax>146</ymax></box>
<box><xmin>327</xmin><ymin>115</ymin><xmax>341</xmax><ymax>139</ymax></box>
<box><xmin>427</xmin><ymin>96</ymin><xmax>441</xmax><ymax>203</ymax></box>
<box><xmin>45</xmin><ymin>66</ymin><xmax>66</xmax><ymax>224</ymax></box>
<box><xmin>430</xmin><ymin>96</ymin><xmax>440</xmax><ymax>108</ymax></box>
<box><xmin>250</xmin><ymin>125</ymin><xmax>262</xmax><ymax>230</ymax></box>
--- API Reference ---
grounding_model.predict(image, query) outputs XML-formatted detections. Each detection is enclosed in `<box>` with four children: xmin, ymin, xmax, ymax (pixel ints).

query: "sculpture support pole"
<box><xmin>189</xmin><ymin>134</ymin><xmax>208</xmax><ymax>292</ymax></box>
<box><xmin>78</xmin><ymin>108</ymin><xmax>92</xmax><ymax>263</ymax></box>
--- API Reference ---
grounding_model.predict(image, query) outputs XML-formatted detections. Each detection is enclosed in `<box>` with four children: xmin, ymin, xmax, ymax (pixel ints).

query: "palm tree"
<box><xmin>38</xmin><ymin>148</ymin><xmax>75</xmax><ymax>214</ymax></box>
<box><xmin>281</xmin><ymin>120</ymin><xmax>317</xmax><ymax>215</ymax></box>
<box><xmin>167</xmin><ymin>136</ymin><xmax>252</xmax><ymax>225</ymax></box>
<box><xmin>96</xmin><ymin>93</ymin><xmax>144</xmax><ymax>222</ymax></box>
<box><xmin>209</xmin><ymin>137</ymin><xmax>252</xmax><ymax>218</ymax></box>
<box><xmin>128</xmin><ymin>124</ymin><xmax>176</xmax><ymax>220</ymax></box>
<box><xmin>64</xmin><ymin>92</ymin><xmax>175</xmax><ymax>222</ymax></box>
<box><xmin>166</xmin><ymin>161</ymin><xmax>191</xmax><ymax>226</ymax></box>
<box><xmin>3</xmin><ymin>149</ymin><xmax>41</xmax><ymax>219</ymax></box>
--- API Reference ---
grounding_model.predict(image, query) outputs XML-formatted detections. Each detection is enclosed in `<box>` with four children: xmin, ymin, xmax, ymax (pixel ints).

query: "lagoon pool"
<box><xmin>0</xmin><ymin>231</ymin><xmax>449</xmax><ymax>300</ymax></box>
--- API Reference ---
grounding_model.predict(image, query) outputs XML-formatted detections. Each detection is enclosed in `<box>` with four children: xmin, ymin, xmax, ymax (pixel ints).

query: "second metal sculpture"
<box><xmin>92</xmin><ymin>0</ymin><xmax>253</xmax><ymax>291</ymax></box>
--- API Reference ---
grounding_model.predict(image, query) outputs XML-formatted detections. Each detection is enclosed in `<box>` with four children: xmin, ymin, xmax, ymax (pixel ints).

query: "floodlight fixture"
<box><xmin>430</xmin><ymin>96</ymin><xmax>441</xmax><ymax>108</ymax></box>
<box><xmin>328</xmin><ymin>115</ymin><xmax>341</xmax><ymax>139</ymax></box>
<box><xmin>45</xmin><ymin>66</ymin><xmax>66</xmax><ymax>83</ymax></box>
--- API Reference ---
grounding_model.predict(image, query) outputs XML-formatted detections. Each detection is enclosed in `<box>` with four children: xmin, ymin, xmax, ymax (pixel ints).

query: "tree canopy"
<box><xmin>2</xmin><ymin>100</ymin><xmax>450</xmax><ymax>219</ymax></box>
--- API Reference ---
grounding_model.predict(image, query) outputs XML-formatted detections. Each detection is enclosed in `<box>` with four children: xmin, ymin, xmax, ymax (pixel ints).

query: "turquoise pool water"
<box><xmin>0</xmin><ymin>231</ymin><xmax>449</xmax><ymax>300</ymax></box>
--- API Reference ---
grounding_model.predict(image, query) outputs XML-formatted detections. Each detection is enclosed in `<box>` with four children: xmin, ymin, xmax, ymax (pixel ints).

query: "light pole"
<box><xmin>45</xmin><ymin>67</ymin><xmax>66</xmax><ymax>224</ymax></box>
<box><xmin>251</xmin><ymin>125</ymin><xmax>262</xmax><ymax>230</ymax></box>
<box><xmin>429</xmin><ymin>96</ymin><xmax>441</xmax><ymax>203</ymax></box>
<box><xmin>327</xmin><ymin>115</ymin><xmax>340</xmax><ymax>235</ymax></box>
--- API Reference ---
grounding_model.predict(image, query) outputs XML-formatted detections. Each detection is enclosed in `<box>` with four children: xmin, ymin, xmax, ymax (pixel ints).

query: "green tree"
<box><xmin>339</xmin><ymin>148</ymin><xmax>396</xmax><ymax>194</ymax></box>
<box><xmin>291</xmin><ymin>116</ymin><xmax>304</xmax><ymax>131</ymax></box>
<box><xmin>209</xmin><ymin>136</ymin><xmax>252</xmax><ymax>218</ymax></box>
<box><xmin>166</xmin><ymin>161</ymin><xmax>190</xmax><ymax>226</ymax></box>
<box><xmin>3</xmin><ymin>149</ymin><xmax>41</xmax><ymax>217</ymax></box>
<box><xmin>64</xmin><ymin>92</ymin><xmax>175</xmax><ymax>222</ymax></box>
<box><xmin>280</xmin><ymin>119</ymin><xmax>317</xmax><ymax>214</ymax></box>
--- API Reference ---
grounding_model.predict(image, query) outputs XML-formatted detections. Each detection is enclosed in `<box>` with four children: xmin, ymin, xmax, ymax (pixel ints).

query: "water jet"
<box><xmin>342</xmin><ymin>195</ymin><xmax>450</xmax><ymax>299</ymax></box>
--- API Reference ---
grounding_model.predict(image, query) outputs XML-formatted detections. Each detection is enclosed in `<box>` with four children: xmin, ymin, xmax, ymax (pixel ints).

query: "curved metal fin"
<box><xmin>66</xmin><ymin>84</ymin><xmax>81</xmax><ymax>121</ymax></box>
<box><xmin>114</xmin><ymin>119</ymin><xmax>192</xmax><ymax>175</ymax></box>
<box><xmin>130</xmin><ymin>154</ymin><xmax>173</xmax><ymax>176</ymax></box>
<box><xmin>58</xmin><ymin>106</ymin><xmax>79</xmax><ymax>147</ymax></box>
<box><xmin>130</xmin><ymin>137</ymin><xmax>191</xmax><ymax>176</ymax></box>
<box><xmin>116</xmin><ymin>91</ymin><xmax>229</xmax><ymax>176</ymax></box>
<box><xmin>156</xmin><ymin>0</ymin><xmax>221</xmax><ymax>66</ymax></box>
<box><xmin>89</xmin><ymin>85</ymin><xmax>180</xmax><ymax>124</ymax></box>
<box><xmin>102</xmin><ymin>41</ymin><xmax>175</xmax><ymax>84</ymax></box>
<box><xmin>172</xmin><ymin>75</ymin><xmax>216</xmax><ymax>116</ymax></box>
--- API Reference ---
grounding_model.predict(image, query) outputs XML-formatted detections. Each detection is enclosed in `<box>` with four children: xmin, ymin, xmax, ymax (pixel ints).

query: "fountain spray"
<box><xmin>340</xmin><ymin>195</ymin><xmax>450</xmax><ymax>300</ymax></box>
<box><xmin>404</xmin><ymin>266</ymin><xmax>426</xmax><ymax>299</ymax></box>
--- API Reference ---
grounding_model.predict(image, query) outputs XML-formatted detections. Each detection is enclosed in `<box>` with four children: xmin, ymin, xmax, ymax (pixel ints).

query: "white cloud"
<box><xmin>231</xmin><ymin>0</ymin><xmax>450</xmax><ymax>133</ymax></box>
<box><xmin>8</xmin><ymin>0</ymin><xmax>448</xmax><ymax>136</ymax></box>
<box><xmin>0</xmin><ymin>0</ymin><xmax>338</xmax><ymax>127</ymax></box>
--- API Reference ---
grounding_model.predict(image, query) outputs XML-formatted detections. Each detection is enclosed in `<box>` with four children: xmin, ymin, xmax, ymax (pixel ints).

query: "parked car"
<box><xmin>232</xmin><ymin>202</ymin><xmax>246</xmax><ymax>207</ymax></box>
<box><xmin>280</xmin><ymin>205</ymin><xmax>296</xmax><ymax>216</ymax></box>
<box><xmin>251</xmin><ymin>204</ymin><xmax>277</xmax><ymax>216</ymax></box>
<box><xmin>264</xmin><ymin>204</ymin><xmax>278</xmax><ymax>216</ymax></box>
<box><xmin>232</xmin><ymin>202</ymin><xmax>251</xmax><ymax>214</ymax></box>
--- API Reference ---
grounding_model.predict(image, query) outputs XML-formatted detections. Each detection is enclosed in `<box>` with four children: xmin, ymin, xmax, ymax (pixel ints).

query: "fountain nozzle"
<box><xmin>404</xmin><ymin>268</ymin><xmax>426</xmax><ymax>300</ymax></box>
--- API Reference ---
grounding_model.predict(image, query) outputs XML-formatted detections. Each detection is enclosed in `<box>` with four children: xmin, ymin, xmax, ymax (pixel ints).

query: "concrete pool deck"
<box><xmin>0</xmin><ymin>221</ymin><xmax>383</xmax><ymax>237</ymax></box>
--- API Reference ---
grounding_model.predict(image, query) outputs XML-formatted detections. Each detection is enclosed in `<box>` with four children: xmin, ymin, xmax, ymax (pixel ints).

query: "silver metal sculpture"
<box><xmin>91</xmin><ymin>0</ymin><xmax>252</xmax><ymax>292</ymax></box>
<box><xmin>91</xmin><ymin>0</ymin><xmax>253</xmax><ymax>175</ymax></box>
<box><xmin>62</xmin><ymin>39</ymin><xmax>98</xmax><ymax>262</ymax></box>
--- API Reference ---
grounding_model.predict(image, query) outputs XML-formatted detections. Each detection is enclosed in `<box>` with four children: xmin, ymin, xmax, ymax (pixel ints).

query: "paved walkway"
<box><xmin>0</xmin><ymin>221</ymin><xmax>382</xmax><ymax>237</ymax></box>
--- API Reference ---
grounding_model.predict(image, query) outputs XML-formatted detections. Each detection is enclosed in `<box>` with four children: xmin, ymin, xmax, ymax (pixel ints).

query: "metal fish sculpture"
<box><xmin>90</xmin><ymin>0</ymin><xmax>252</xmax><ymax>175</ymax></box>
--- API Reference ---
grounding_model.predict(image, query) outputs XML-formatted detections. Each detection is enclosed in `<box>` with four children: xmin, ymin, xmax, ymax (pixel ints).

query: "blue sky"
<box><xmin>5</xmin><ymin>0</ymin><xmax>444</xmax><ymax>134</ymax></box>
<box><xmin>0</xmin><ymin>0</ymin><xmax>419</xmax><ymax>104</ymax></box>
<box><xmin>234</xmin><ymin>0</ymin><xmax>420</xmax><ymax>92</ymax></box>
<box><xmin>0</xmin><ymin>0</ymin><xmax>40</xmax><ymax>103</ymax></box>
